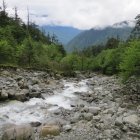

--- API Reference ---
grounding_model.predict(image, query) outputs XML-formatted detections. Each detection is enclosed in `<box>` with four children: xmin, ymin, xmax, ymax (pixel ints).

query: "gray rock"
<box><xmin>0</xmin><ymin>90</ymin><xmax>8</xmax><ymax>100</ymax></box>
<box><xmin>83</xmin><ymin>113</ymin><xmax>93</xmax><ymax>121</ymax></box>
<box><xmin>7</xmin><ymin>89</ymin><xmax>16</xmax><ymax>98</ymax></box>
<box><xmin>88</xmin><ymin>107</ymin><xmax>101</xmax><ymax>115</ymax></box>
<box><xmin>81</xmin><ymin>107</ymin><xmax>89</xmax><ymax>113</ymax></box>
<box><xmin>79</xmin><ymin>104</ymin><xmax>85</xmax><ymax>108</ymax></box>
<box><xmin>29</xmin><ymin>92</ymin><xmax>41</xmax><ymax>98</ymax></box>
<box><xmin>16</xmin><ymin>76</ymin><xmax>23</xmax><ymax>81</ymax></box>
<box><xmin>63</xmin><ymin>125</ymin><xmax>72</xmax><ymax>132</ymax></box>
<box><xmin>31</xmin><ymin>84</ymin><xmax>41</xmax><ymax>92</ymax></box>
<box><xmin>71</xmin><ymin>113</ymin><xmax>82</xmax><ymax>123</ymax></box>
<box><xmin>1</xmin><ymin>71</ymin><xmax>10</xmax><ymax>76</ymax></box>
<box><xmin>15</xmin><ymin>89</ymin><xmax>29</xmax><ymax>101</ymax></box>
<box><xmin>40</xmin><ymin>124</ymin><xmax>60</xmax><ymax>137</ymax></box>
<box><xmin>29</xmin><ymin>78</ymin><xmax>40</xmax><ymax>86</ymax></box>
<box><xmin>30</xmin><ymin>121</ymin><xmax>42</xmax><ymax>127</ymax></box>
<box><xmin>103</xmin><ymin>129</ymin><xmax>112</xmax><ymax>137</ymax></box>
<box><xmin>45</xmin><ymin>118</ymin><xmax>67</xmax><ymax>127</ymax></box>
<box><xmin>70</xmin><ymin>103</ymin><xmax>77</xmax><ymax>107</ymax></box>
<box><xmin>29</xmin><ymin>85</ymin><xmax>41</xmax><ymax>98</ymax></box>
<box><xmin>18</xmin><ymin>79</ymin><xmax>25</xmax><ymax>88</ymax></box>
<box><xmin>115</xmin><ymin>117</ymin><xmax>123</xmax><ymax>127</ymax></box>
<box><xmin>93</xmin><ymin>115</ymin><xmax>101</xmax><ymax>122</ymax></box>
<box><xmin>123</xmin><ymin>114</ymin><xmax>139</xmax><ymax>126</ymax></box>
<box><xmin>52</xmin><ymin>109</ymin><xmax>62</xmax><ymax>115</ymax></box>
<box><xmin>1</xmin><ymin>124</ymin><xmax>35</xmax><ymax>140</ymax></box>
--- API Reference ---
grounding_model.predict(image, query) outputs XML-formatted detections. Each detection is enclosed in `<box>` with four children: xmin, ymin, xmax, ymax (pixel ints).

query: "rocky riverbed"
<box><xmin>0</xmin><ymin>68</ymin><xmax>140</xmax><ymax>140</ymax></box>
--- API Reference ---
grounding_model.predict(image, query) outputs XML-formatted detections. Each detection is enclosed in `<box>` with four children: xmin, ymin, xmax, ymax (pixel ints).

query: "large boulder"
<box><xmin>88</xmin><ymin>107</ymin><xmax>101</xmax><ymax>115</ymax></box>
<box><xmin>1</xmin><ymin>124</ymin><xmax>35</xmax><ymax>140</ymax></box>
<box><xmin>71</xmin><ymin>113</ymin><xmax>82</xmax><ymax>123</ymax></box>
<box><xmin>83</xmin><ymin>113</ymin><xmax>93</xmax><ymax>121</ymax></box>
<box><xmin>31</xmin><ymin>78</ymin><xmax>40</xmax><ymax>85</ymax></box>
<box><xmin>1</xmin><ymin>70</ymin><xmax>11</xmax><ymax>76</ymax></box>
<box><xmin>29</xmin><ymin>85</ymin><xmax>41</xmax><ymax>98</ymax></box>
<box><xmin>123</xmin><ymin>114</ymin><xmax>139</xmax><ymax>126</ymax></box>
<box><xmin>18</xmin><ymin>78</ymin><xmax>26</xmax><ymax>89</ymax></box>
<box><xmin>63</xmin><ymin>125</ymin><xmax>72</xmax><ymax>132</ymax></box>
<box><xmin>40</xmin><ymin>125</ymin><xmax>60</xmax><ymax>137</ymax></box>
<box><xmin>82</xmin><ymin>106</ymin><xmax>101</xmax><ymax>115</ymax></box>
<box><xmin>7</xmin><ymin>89</ymin><xmax>15</xmax><ymax>98</ymax></box>
<box><xmin>15</xmin><ymin>89</ymin><xmax>29</xmax><ymax>101</ymax></box>
<box><xmin>0</xmin><ymin>89</ymin><xmax>8</xmax><ymax>101</ymax></box>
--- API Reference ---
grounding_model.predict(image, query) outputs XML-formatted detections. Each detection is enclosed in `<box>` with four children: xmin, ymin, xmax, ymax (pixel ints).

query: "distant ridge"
<box><xmin>40</xmin><ymin>25</ymin><xmax>82</xmax><ymax>45</ymax></box>
<box><xmin>66</xmin><ymin>20</ymin><xmax>134</xmax><ymax>52</ymax></box>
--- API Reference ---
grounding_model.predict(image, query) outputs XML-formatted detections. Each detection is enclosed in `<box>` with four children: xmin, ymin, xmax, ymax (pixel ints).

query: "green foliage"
<box><xmin>18</xmin><ymin>37</ymin><xmax>34</xmax><ymax>66</ymax></box>
<box><xmin>0</xmin><ymin>40</ymin><xmax>16</xmax><ymax>64</ymax></box>
<box><xmin>0</xmin><ymin>1</ymin><xmax>65</xmax><ymax>70</ymax></box>
<box><xmin>82</xmin><ymin>44</ymin><xmax>104</xmax><ymax>57</ymax></box>
<box><xmin>105</xmin><ymin>37</ymin><xmax>119</xmax><ymax>49</ymax></box>
<box><xmin>120</xmin><ymin>40</ymin><xmax>140</xmax><ymax>80</ymax></box>
<box><xmin>93</xmin><ymin>48</ymin><xmax>122</xmax><ymax>74</ymax></box>
<box><xmin>60</xmin><ymin>54</ymin><xmax>81</xmax><ymax>71</ymax></box>
<box><xmin>66</xmin><ymin>27</ymin><xmax>132</xmax><ymax>52</ymax></box>
<box><xmin>130</xmin><ymin>14</ymin><xmax>140</xmax><ymax>40</ymax></box>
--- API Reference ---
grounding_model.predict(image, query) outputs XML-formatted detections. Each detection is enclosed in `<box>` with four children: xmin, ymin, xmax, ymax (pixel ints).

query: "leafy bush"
<box><xmin>120</xmin><ymin>40</ymin><xmax>140</xmax><ymax>80</ymax></box>
<box><xmin>0</xmin><ymin>40</ymin><xmax>16</xmax><ymax>64</ymax></box>
<box><xmin>91</xmin><ymin>43</ymin><xmax>126</xmax><ymax>75</ymax></box>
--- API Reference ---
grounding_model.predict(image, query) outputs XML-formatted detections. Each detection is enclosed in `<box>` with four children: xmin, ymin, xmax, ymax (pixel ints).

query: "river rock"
<box><xmin>44</xmin><ymin>118</ymin><xmax>67</xmax><ymax>127</ymax></box>
<box><xmin>18</xmin><ymin>79</ymin><xmax>25</xmax><ymax>88</ymax></box>
<box><xmin>93</xmin><ymin>115</ymin><xmax>101</xmax><ymax>122</ymax></box>
<box><xmin>83</xmin><ymin>113</ymin><xmax>93</xmax><ymax>121</ymax></box>
<box><xmin>123</xmin><ymin>114</ymin><xmax>139</xmax><ymax>126</ymax></box>
<box><xmin>15</xmin><ymin>89</ymin><xmax>29</xmax><ymax>101</ymax></box>
<box><xmin>88</xmin><ymin>106</ymin><xmax>101</xmax><ymax>115</ymax></box>
<box><xmin>71</xmin><ymin>113</ymin><xmax>82</xmax><ymax>123</ymax></box>
<box><xmin>52</xmin><ymin>108</ymin><xmax>62</xmax><ymax>115</ymax></box>
<box><xmin>29</xmin><ymin>92</ymin><xmax>41</xmax><ymax>98</ymax></box>
<box><xmin>15</xmin><ymin>76</ymin><xmax>23</xmax><ymax>81</ymax></box>
<box><xmin>63</xmin><ymin>125</ymin><xmax>72</xmax><ymax>132</ymax></box>
<box><xmin>115</xmin><ymin>117</ymin><xmax>123</xmax><ymax>127</ymax></box>
<box><xmin>29</xmin><ymin>78</ymin><xmax>40</xmax><ymax>86</ymax></box>
<box><xmin>40</xmin><ymin>125</ymin><xmax>60</xmax><ymax>137</ymax></box>
<box><xmin>0</xmin><ymin>90</ymin><xmax>8</xmax><ymax>101</ymax></box>
<box><xmin>1</xmin><ymin>124</ymin><xmax>35</xmax><ymax>140</ymax></box>
<box><xmin>1</xmin><ymin>70</ymin><xmax>10</xmax><ymax>76</ymax></box>
<box><xmin>7</xmin><ymin>89</ymin><xmax>15</xmax><ymax>98</ymax></box>
<box><xmin>29</xmin><ymin>85</ymin><xmax>41</xmax><ymax>98</ymax></box>
<box><xmin>30</xmin><ymin>121</ymin><xmax>42</xmax><ymax>127</ymax></box>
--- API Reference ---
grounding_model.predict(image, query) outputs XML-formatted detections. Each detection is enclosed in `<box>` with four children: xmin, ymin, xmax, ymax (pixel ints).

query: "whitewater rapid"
<box><xmin>0</xmin><ymin>79</ymin><xmax>92</xmax><ymax>125</ymax></box>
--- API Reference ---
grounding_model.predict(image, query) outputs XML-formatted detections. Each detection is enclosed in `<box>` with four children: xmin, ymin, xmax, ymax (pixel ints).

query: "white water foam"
<box><xmin>0</xmin><ymin>79</ymin><xmax>91</xmax><ymax>125</ymax></box>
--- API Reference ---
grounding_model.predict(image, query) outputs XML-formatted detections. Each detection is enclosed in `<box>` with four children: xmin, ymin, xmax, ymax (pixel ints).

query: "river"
<box><xmin>0</xmin><ymin>78</ymin><xmax>92</xmax><ymax>125</ymax></box>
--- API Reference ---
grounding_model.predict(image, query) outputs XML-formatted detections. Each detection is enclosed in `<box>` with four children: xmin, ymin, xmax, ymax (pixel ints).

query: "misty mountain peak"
<box><xmin>112</xmin><ymin>20</ymin><xmax>135</xmax><ymax>28</ymax></box>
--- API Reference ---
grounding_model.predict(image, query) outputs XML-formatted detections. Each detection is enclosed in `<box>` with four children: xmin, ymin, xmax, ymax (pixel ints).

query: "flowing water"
<box><xmin>0</xmin><ymin>79</ymin><xmax>92</xmax><ymax>125</ymax></box>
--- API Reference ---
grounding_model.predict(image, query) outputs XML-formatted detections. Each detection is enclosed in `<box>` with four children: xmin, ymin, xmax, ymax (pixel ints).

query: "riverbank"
<box><xmin>0</xmin><ymin>68</ymin><xmax>139</xmax><ymax>140</ymax></box>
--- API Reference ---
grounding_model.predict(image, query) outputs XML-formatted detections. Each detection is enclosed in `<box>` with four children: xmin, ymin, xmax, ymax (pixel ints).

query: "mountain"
<box><xmin>40</xmin><ymin>25</ymin><xmax>82</xmax><ymax>45</ymax></box>
<box><xmin>112</xmin><ymin>20</ymin><xmax>135</xmax><ymax>28</ymax></box>
<box><xmin>66</xmin><ymin>21</ymin><xmax>134</xmax><ymax>52</ymax></box>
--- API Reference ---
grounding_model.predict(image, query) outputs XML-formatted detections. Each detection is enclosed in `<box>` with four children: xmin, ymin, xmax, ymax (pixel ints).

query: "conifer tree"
<box><xmin>130</xmin><ymin>14</ymin><xmax>140</xmax><ymax>39</ymax></box>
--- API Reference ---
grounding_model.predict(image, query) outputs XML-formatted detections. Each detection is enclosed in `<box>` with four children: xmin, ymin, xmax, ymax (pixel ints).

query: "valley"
<box><xmin>0</xmin><ymin>68</ymin><xmax>139</xmax><ymax>140</ymax></box>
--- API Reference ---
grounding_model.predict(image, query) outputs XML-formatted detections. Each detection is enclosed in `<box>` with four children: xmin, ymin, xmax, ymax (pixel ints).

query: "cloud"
<box><xmin>2</xmin><ymin>0</ymin><xmax>140</xmax><ymax>29</ymax></box>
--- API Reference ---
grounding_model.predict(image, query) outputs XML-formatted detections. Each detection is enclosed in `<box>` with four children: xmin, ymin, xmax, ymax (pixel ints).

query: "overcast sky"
<box><xmin>3</xmin><ymin>0</ymin><xmax>140</xmax><ymax>29</ymax></box>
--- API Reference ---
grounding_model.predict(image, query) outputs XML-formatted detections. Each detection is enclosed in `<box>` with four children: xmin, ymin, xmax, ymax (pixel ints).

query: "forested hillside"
<box><xmin>0</xmin><ymin>1</ymin><xmax>65</xmax><ymax>69</ymax></box>
<box><xmin>66</xmin><ymin>26</ymin><xmax>132</xmax><ymax>52</ymax></box>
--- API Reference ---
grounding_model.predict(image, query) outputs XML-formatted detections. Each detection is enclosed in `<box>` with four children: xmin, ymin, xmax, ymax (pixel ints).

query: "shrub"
<box><xmin>120</xmin><ymin>40</ymin><xmax>140</xmax><ymax>80</ymax></box>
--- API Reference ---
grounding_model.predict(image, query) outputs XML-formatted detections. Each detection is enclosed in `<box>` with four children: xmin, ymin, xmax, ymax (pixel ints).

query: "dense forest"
<box><xmin>0</xmin><ymin>1</ymin><xmax>140</xmax><ymax>81</ymax></box>
<box><xmin>0</xmin><ymin>1</ymin><xmax>66</xmax><ymax>69</ymax></box>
